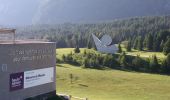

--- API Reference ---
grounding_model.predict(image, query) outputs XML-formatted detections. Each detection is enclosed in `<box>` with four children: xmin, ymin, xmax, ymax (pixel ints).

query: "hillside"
<box><xmin>16</xmin><ymin>15</ymin><xmax>170</xmax><ymax>48</ymax></box>
<box><xmin>56</xmin><ymin>48</ymin><xmax>170</xmax><ymax>100</ymax></box>
<box><xmin>57</xmin><ymin>64</ymin><xmax>170</xmax><ymax>100</ymax></box>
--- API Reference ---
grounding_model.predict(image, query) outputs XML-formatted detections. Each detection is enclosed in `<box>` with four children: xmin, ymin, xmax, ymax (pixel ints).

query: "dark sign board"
<box><xmin>10</xmin><ymin>72</ymin><xmax>24</xmax><ymax>91</ymax></box>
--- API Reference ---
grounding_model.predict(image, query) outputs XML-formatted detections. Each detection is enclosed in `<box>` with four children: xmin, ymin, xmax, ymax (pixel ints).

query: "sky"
<box><xmin>0</xmin><ymin>0</ymin><xmax>169</xmax><ymax>26</ymax></box>
<box><xmin>0</xmin><ymin>0</ymin><xmax>40</xmax><ymax>25</ymax></box>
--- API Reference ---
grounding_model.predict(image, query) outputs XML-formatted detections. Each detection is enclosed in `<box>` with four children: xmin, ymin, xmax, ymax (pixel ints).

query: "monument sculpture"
<box><xmin>92</xmin><ymin>33</ymin><xmax>118</xmax><ymax>54</ymax></box>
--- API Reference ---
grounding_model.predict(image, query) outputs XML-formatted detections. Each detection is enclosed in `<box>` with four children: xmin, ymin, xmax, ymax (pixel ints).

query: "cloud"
<box><xmin>32</xmin><ymin>0</ymin><xmax>52</xmax><ymax>24</ymax></box>
<box><xmin>0</xmin><ymin>4</ymin><xmax>9</xmax><ymax>14</ymax></box>
<box><xmin>32</xmin><ymin>0</ymin><xmax>68</xmax><ymax>24</ymax></box>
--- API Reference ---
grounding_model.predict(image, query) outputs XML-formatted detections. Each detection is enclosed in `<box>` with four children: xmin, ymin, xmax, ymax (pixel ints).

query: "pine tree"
<box><xmin>161</xmin><ymin>53</ymin><xmax>170</xmax><ymax>74</ymax></box>
<box><xmin>163</xmin><ymin>38</ymin><xmax>170</xmax><ymax>55</ymax></box>
<box><xmin>137</xmin><ymin>36</ymin><xmax>143</xmax><ymax>51</ymax></box>
<box><xmin>118</xmin><ymin>43</ymin><xmax>122</xmax><ymax>53</ymax></box>
<box><xmin>62</xmin><ymin>54</ymin><xmax>66</xmax><ymax>62</ymax></box>
<box><xmin>132</xmin><ymin>55</ymin><xmax>143</xmax><ymax>70</ymax></box>
<box><xmin>146</xmin><ymin>33</ymin><xmax>153</xmax><ymax>51</ymax></box>
<box><xmin>161</xmin><ymin>59</ymin><xmax>167</xmax><ymax>73</ymax></box>
<box><xmin>160</xmin><ymin>40</ymin><xmax>164</xmax><ymax>52</ymax></box>
<box><xmin>152</xmin><ymin>34</ymin><xmax>161</xmax><ymax>52</ymax></box>
<box><xmin>83</xmin><ymin>57</ymin><xmax>89</xmax><ymax>68</ymax></box>
<box><xmin>133</xmin><ymin>37</ymin><xmax>138</xmax><ymax>49</ymax></box>
<box><xmin>74</xmin><ymin>46</ymin><xmax>80</xmax><ymax>53</ymax></box>
<box><xmin>149</xmin><ymin>55</ymin><xmax>159</xmax><ymax>72</ymax></box>
<box><xmin>143</xmin><ymin>35</ymin><xmax>148</xmax><ymax>49</ymax></box>
<box><xmin>83</xmin><ymin>49</ymin><xmax>87</xmax><ymax>55</ymax></box>
<box><xmin>119</xmin><ymin>52</ymin><xmax>127</xmax><ymax>67</ymax></box>
<box><xmin>126</xmin><ymin>39</ymin><xmax>132</xmax><ymax>52</ymax></box>
<box><xmin>166</xmin><ymin>53</ymin><xmax>170</xmax><ymax>68</ymax></box>
<box><xmin>87</xmin><ymin>39</ymin><xmax>92</xmax><ymax>49</ymax></box>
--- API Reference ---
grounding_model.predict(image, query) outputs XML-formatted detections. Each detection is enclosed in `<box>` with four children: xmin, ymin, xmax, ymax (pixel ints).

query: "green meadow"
<box><xmin>56</xmin><ymin>48</ymin><xmax>170</xmax><ymax>100</ymax></box>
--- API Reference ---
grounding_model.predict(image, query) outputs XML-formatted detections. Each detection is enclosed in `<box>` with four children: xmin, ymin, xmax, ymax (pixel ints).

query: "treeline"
<box><xmin>58</xmin><ymin>49</ymin><xmax>170</xmax><ymax>74</ymax></box>
<box><xmin>124</xmin><ymin>30</ymin><xmax>170</xmax><ymax>55</ymax></box>
<box><xmin>16</xmin><ymin>15</ymin><xmax>170</xmax><ymax>48</ymax></box>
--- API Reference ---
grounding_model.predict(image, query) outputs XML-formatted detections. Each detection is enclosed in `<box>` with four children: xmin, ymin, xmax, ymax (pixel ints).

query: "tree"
<box><xmin>161</xmin><ymin>59</ymin><xmax>167</xmax><ymax>73</ymax></box>
<box><xmin>132</xmin><ymin>55</ymin><xmax>143</xmax><ymax>70</ymax></box>
<box><xmin>143</xmin><ymin>35</ymin><xmax>148</xmax><ymax>49</ymax></box>
<box><xmin>167</xmin><ymin>53</ymin><xmax>170</xmax><ymax>67</ymax></box>
<box><xmin>149</xmin><ymin>55</ymin><xmax>159</xmax><ymax>72</ymax></box>
<box><xmin>161</xmin><ymin>53</ymin><xmax>170</xmax><ymax>74</ymax></box>
<box><xmin>137</xmin><ymin>36</ymin><xmax>143</xmax><ymax>51</ymax></box>
<box><xmin>146</xmin><ymin>33</ymin><xmax>153</xmax><ymax>50</ymax></box>
<box><xmin>126</xmin><ymin>39</ymin><xmax>132</xmax><ymax>52</ymax></box>
<box><xmin>118</xmin><ymin>43</ymin><xmax>122</xmax><ymax>53</ymax></box>
<box><xmin>153</xmin><ymin>36</ymin><xmax>161</xmax><ymax>52</ymax></box>
<box><xmin>87</xmin><ymin>38</ymin><xmax>92</xmax><ymax>49</ymax></box>
<box><xmin>119</xmin><ymin>52</ymin><xmax>127</xmax><ymax>67</ymax></box>
<box><xmin>160</xmin><ymin>40</ymin><xmax>164</xmax><ymax>52</ymax></box>
<box><xmin>163</xmin><ymin>38</ymin><xmax>170</xmax><ymax>55</ymax></box>
<box><xmin>83</xmin><ymin>57</ymin><xmax>89</xmax><ymax>68</ymax></box>
<box><xmin>133</xmin><ymin>37</ymin><xmax>138</xmax><ymax>49</ymax></box>
<box><xmin>83</xmin><ymin>49</ymin><xmax>87</xmax><ymax>55</ymax></box>
<box><xmin>74</xmin><ymin>46</ymin><xmax>80</xmax><ymax>53</ymax></box>
<box><xmin>62</xmin><ymin>54</ymin><xmax>66</xmax><ymax>62</ymax></box>
<box><xmin>103</xmin><ymin>54</ymin><xmax>118</xmax><ymax>68</ymax></box>
<box><xmin>103</xmin><ymin>55</ymin><xmax>110</xmax><ymax>66</ymax></box>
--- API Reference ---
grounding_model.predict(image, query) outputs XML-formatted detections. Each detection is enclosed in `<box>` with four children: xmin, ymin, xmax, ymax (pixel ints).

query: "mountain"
<box><xmin>0</xmin><ymin>0</ymin><xmax>170</xmax><ymax>25</ymax></box>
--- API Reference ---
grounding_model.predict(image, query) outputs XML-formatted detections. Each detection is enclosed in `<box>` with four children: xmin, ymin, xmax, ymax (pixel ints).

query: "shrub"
<box><xmin>119</xmin><ymin>52</ymin><xmax>127</xmax><ymax>68</ymax></box>
<box><xmin>62</xmin><ymin>54</ymin><xmax>66</xmax><ymax>62</ymax></box>
<box><xmin>162</xmin><ymin>53</ymin><xmax>170</xmax><ymax>73</ymax></box>
<box><xmin>132</xmin><ymin>55</ymin><xmax>143</xmax><ymax>70</ymax></box>
<box><xmin>163</xmin><ymin>38</ymin><xmax>170</xmax><ymax>55</ymax></box>
<box><xmin>74</xmin><ymin>46</ymin><xmax>80</xmax><ymax>53</ymax></box>
<box><xmin>149</xmin><ymin>55</ymin><xmax>160</xmax><ymax>72</ymax></box>
<box><xmin>118</xmin><ymin>43</ymin><xmax>122</xmax><ymax>53</ymax></box>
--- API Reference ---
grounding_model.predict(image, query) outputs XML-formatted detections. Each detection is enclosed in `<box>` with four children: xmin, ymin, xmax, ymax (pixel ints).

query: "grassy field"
<box><xmin>57</xmin><ymin>48</ymin><xmax>166</xmax><ymax>60</ymax></box>
<box><xmin>56</xmin><ymin>48</ymin><xmax>97</xmax><ymax>60</ymax></box>
<box><xmin>56</xmin><ymin>48</ymin><xmax>170</xmax><ymax>100</ymax></box>
<box><xmin>119</xmin><ymin>44</ymin><xmax>166</xmax><ymax>60</ymax></box>
<box><xmin>56</xmin><ymin>64</ymin><xmax>170</xmax><ymax>100</ymax></box>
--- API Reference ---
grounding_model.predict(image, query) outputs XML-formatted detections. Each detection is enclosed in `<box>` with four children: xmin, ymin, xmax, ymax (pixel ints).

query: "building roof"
<box><xmin>0</xmin><ymin>28</ymin><xmax>16</xmax><ymax>33</ymax></box>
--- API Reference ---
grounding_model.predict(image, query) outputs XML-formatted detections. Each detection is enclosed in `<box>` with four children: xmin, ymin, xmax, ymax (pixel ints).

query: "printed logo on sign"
<box><xmin>9</xmin><ymin>67</ymin><xmax>54</xmax><ymax>91</ymax></box>
<box><xmin>10</xmin><ymin>72</ymin><xmax>24</xmax><ymax>91</ymax></box>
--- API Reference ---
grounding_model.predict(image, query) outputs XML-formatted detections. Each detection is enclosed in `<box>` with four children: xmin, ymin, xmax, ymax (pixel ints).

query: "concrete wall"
<box><xmin>0</xmin><ymin>42</ymin><xmax>56</xmax><ymax>100</ymax></box>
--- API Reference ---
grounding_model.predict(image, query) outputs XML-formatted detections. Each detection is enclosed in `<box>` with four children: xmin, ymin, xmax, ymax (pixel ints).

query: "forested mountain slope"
<box><xmin>16</xmin><ymin>16</ymin><xmax>170</xmax><ymax>48</ymax></box>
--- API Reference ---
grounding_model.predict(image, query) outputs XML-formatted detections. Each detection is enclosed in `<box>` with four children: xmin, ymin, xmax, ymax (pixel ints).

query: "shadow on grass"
<box><xmin>47</xmin><ymin>95</ymin><xmax>65</xmax><ymax>100</ymax></box>
<box><xmin>78</xmin><ymin>84</ymin><xmax>88</xmax><ymax>87</ymax></box>
<box><xmin>82</xmin><ymin>66</ymin><xmax>106</xmax><ymax>70</ymax></box>
<box><xmin>57</xmin><ymin>64</ymin><xmax>69</xmax><ymax>68</ymax></box>
<box><xmin>112</xmin><ymin>67</ymin><xmax>170</xmax><ymax>76</ymax></box>
<box><xmin>57</xmin><ymin>63</ymin><xmax>170</xmax><ymax>76</ymax></box>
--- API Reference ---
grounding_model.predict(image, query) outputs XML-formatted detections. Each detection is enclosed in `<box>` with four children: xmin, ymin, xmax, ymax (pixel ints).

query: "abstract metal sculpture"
<box><xmin>92</xmin><ymin>33</ymin><xmax>118</xmax><ymax>54</ymax></box>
